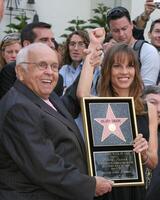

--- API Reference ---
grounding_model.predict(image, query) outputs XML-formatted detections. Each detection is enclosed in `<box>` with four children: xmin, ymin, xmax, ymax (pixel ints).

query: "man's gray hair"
<box><xmin>16</xmin><ymin>45</ymin><xmax>29</xmax><ymax>69</ymax></box>
<box><xmin>16</xmin><ymin>43</ymin><xmax>49</xmax><ymax>70</ymax></box>
<box><xmin>142</xmin><ymin>85</ymin><xmax>160</xmax><ymax>98</ymax></box>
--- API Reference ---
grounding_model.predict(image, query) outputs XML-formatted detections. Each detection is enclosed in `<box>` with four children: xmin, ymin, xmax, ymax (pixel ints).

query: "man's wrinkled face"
<box><xmin>18</xmin><ymin>46</ymin><xmax>59</xmax><ymax>100</ymax></box>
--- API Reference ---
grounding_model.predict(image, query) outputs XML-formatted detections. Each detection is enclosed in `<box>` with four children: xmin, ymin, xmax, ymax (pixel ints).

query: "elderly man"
<box><xmin>0</xmin><ymin>43</ymin><xmax>113</xmax><ymax>200</ymax></box>
<box><xmin>0</xmin><ymin>22</ymin><xmax>63</xmax><ymax>98</ymax></box>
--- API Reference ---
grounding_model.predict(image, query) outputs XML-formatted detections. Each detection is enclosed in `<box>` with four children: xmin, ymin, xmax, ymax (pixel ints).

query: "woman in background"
<box><xmin>0</xmin><ymin>33</ymin><xmax>21</xmax><ymax>71</ymax></box>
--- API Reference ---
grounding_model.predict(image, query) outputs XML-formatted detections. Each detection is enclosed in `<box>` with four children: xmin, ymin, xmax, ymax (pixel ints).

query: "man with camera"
<box><xmin>133</xmin><ymin>0</ymin><xmax>156</xmax><ymax>30</ymax></box>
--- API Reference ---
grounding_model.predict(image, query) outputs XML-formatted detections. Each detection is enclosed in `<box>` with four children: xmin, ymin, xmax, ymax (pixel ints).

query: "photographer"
<box><xmin>133</xmin><ymin>0</ymin><xmax>156</xmax><ymax>31</ymax></box>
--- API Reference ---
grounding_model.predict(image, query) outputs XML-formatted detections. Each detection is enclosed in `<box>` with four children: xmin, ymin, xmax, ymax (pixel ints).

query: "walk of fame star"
<box><xmin>94</xmin><ymin>104</ymin><xmax>128</xmax><ymax>142</ymax></box>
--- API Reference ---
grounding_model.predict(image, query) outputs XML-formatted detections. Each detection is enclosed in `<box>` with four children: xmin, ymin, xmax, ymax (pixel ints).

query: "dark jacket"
<box><xmin>0</xmin><ymin>80</ymin><xmax>96</xmax><ymax>200</ymax></box>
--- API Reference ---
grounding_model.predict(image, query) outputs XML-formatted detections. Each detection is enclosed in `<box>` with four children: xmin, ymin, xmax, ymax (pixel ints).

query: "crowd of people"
<box><xmin>0</xmin><ymin>0</ymin><xmax>160</xmax><ymax>199</ymax></box>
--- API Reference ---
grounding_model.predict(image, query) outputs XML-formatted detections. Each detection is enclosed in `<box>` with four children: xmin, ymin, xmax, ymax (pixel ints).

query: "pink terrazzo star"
<box><xmin>94</xmin><ymin>104</ymin><xmax>128</xmax><ymax>142</ymax></box>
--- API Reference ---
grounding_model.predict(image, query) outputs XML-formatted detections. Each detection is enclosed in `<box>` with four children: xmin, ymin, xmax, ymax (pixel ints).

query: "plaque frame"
<box><xmin>81</xmin><ymin>97</ymin><xmax>144</xmax><ymax>187</ymax></box>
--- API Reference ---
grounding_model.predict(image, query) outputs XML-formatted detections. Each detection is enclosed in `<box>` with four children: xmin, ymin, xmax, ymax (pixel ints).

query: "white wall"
<box><xmin>0</xmin><ymin>0</ymin><xmax>91</xmax><ymax>43</ymax></box>
<box><xmin>34</xmin><ymin>0</ymin><xmax>91</xmax><ymax>42</ymax></box>
<box><xmin>92</xmin><ymin>0</ymin><xmax>160</xmax><ymax>42</ymax></box>
<box><xmin>131</xmin><ymin>0</ymin><xmax>160</xmax><ymax>41</ymax></box>
<box><xmin>1</xmin><ymin>0</ymin><xmax>160</xmax><ymax>43</ymax></box>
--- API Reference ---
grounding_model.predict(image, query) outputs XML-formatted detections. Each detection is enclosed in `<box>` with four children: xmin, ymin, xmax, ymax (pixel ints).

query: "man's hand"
<box><xmin>103</xmin><ymin>38</ymin><xmax>117</xmax><ymax>54</ymax></box>
<box><xmin>95</xmin><ymin>176</ymin><xmax>114</xmax><ymax>197</ymax></box>
<box><xmin>133</xmin><ymin>133</ymin><xmax>148</xmax><ymax>154</ymax></box>
<box><xmin>83</xmin><ymin>46</ymin><xmax>103</xmax><ymax>68</ymax></box>
<box><xmin>145</xmin><ymin>0</ymin><xmax>156</xmax><ymax>16</ymax></box>
<box><xmin>88</xmin><ymin>28</ymin><xmax>106</xmax><ymax>48</ymax></box>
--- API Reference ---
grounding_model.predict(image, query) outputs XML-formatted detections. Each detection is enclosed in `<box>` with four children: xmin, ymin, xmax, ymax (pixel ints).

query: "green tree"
<box><xmin>87</xmin><ymin>3</ymin><xmax>110</xmax><ymax>34</ymax></box>
<box><xmin>61</xmin><ymin>3</ymin><xmax>111</xmax><ymax>39</ymax></box>
<box><xmin>5</xmin><ymin>15</ymin><xmax>30</xmax><ymax>33</ymax></box>
<box><xmin>61</xmin><ymin>17</ymin><xmax>87</xmax><ymax>38</ymax></box>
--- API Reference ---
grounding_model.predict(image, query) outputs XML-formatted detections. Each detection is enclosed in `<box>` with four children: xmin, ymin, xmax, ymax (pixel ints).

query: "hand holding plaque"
<box><xmin>81</xmin><ymin>97</ymin><xmax>144</xmax><ymax>187</ymax></box>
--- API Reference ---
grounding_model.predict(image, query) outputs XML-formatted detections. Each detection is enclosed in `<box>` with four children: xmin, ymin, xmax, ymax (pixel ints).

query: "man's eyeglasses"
<box><xmin>69</xmin><ymin>41</ymin><xmax>86</xmax><ymax>49</ymax></box>
<box><xmin>20</xmin><ymin>61</ymin><xmax>59</xmax><ymax>72</ymax></box>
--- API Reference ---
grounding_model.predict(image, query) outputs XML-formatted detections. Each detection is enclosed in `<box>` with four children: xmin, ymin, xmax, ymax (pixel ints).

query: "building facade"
<box><xmin>0</xmin><ymin>0</ymin><xmax>160</xmax><ymax>42</ymax></box>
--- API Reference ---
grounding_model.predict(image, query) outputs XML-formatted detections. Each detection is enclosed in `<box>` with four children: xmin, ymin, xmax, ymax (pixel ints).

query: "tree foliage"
<box><xmin>87</xmin><ymin>3</ymin><xmax>110</xmax><ymax>33</ymax></box>
<box><xmin>61</xmin><ymin>3</ymin><xmax>110</xmax><ymax>39</ymax></box>
<box><xmin>5</xmin><ymin>15</ymin><xmax>30</xmax><ymax>33</ymax></box>
<box><xmin>60</xmin><ymin>17</ymin><xmax>87</xmax><ymax>38</ymax></box>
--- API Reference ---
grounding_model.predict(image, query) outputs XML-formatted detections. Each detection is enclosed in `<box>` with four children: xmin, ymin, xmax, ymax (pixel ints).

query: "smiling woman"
<box><xmin>77</xmin><ymin>34</ymin><xmax>158</xmax><ymax>200</ymax></box>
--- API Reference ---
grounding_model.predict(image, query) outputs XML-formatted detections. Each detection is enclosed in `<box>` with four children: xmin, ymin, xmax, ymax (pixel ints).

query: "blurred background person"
<box><xmin>0</xmin><ymin>0</ymin><xmax>4</xmax><ymax>22</ymax></box>
<box><xmin>60</xmin><ymin>30</ymin><xmax>90</xmax><ymax>93</ymax></box>
<box><xmin>106</xmin><ymin>6</ymin><xmax>160</xmax><ymax>86</ymax></box>
<box><xmin>133</xmin><ymin>0</ymin><xmax>160</xmax><ymax>84</ymax></box>
<box><xmin>148</xmin><ymin>19</ymin><xmax>160</xmax><ymax>84</ymax></box>
<box><xmin>60</xmin><ymin>30</ymin><xmax>102</xmax><ymax>135</ymax></box>
<box><xmin>0</xmin><ymin>33</ymin><xmax>22</xmax><ymax>71</ymax></box>
<box><xmin>148</xmin><ymin>19</ymin><xmax>160</xmax><ymax>52</ymax></box>
<box><xmin>0</xmin><ymin>22</ymin><xmax>63</xmax><ymax>98</ymax></box>
<box><xmin>133</xmin><ymin>0</ymin><xmax>156</xmax><ymax>34</ymax></box>
<box><xmin>142</xmin><ymin>85</ymin><xmax>160</xmax><ymax>200</ymax></box>
<box><xmin>143</xmin><ymin>85</ymin><xmax>160</xmax><ymax>126</ymax></box>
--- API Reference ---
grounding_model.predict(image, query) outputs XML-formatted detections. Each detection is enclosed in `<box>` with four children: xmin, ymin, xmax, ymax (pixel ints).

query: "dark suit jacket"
<box><xmin>0</xmin><ymin>62</ymin><xmax>64</xmax><ymax>99</ymax></box>
<box><xmin>145</xmin><ymin>162</ymin><xmax>160</xmax><ymax>200</ymax></box>
<box><xmin>145</xmin><ymin>126</ymin><xmax>160</xmax><ymax>200</ymax></box>
<box><xmin>0</xmin><ymin>80</ymin><xmax>95</xmax><ymax>200</ymax></box>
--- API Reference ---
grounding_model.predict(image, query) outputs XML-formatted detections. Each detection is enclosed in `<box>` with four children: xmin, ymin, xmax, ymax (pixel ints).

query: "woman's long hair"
<box><xmin>62</xmin><ymin>30</ymin><xmax>89</xmax><ymax>65</ymax></box>
<box><xmin>99</xmin><ymin>43</ymin><xmax>144</xmax><ymax>114</ymax></box>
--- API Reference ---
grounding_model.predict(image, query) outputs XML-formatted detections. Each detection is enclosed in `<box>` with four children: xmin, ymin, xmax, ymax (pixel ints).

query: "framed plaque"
<box><xmin>81</xmin><ymin>97</ymin><xmax>144</xmax><ymax>187</ymax></box>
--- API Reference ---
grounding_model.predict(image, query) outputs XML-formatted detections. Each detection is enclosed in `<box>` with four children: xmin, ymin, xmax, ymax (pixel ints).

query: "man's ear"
<box><xmin>15</xmin><ymin>65</ymin><xmax>25</xmax><ymax>81</ymax></box>
<box><xmin>22</xmin><ymin>40</ymin><xmax>31</xmax><ymax>47</ymax></box>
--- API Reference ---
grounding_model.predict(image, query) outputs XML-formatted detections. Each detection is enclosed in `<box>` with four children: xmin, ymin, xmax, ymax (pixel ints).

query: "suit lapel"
<box><xmin>14</xmin><ymin>80</ymin><xmax>86</xmax><ymax>157</ymax></box>
<box><xmin>48</xmin><ymin>94</ymin><xmax>86</xmax><ymax>155</ymax></box>
<box><xmin>37</xmin><ymin>98</ymin><xmax>77</xmax><ymax>134</ymax></box>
